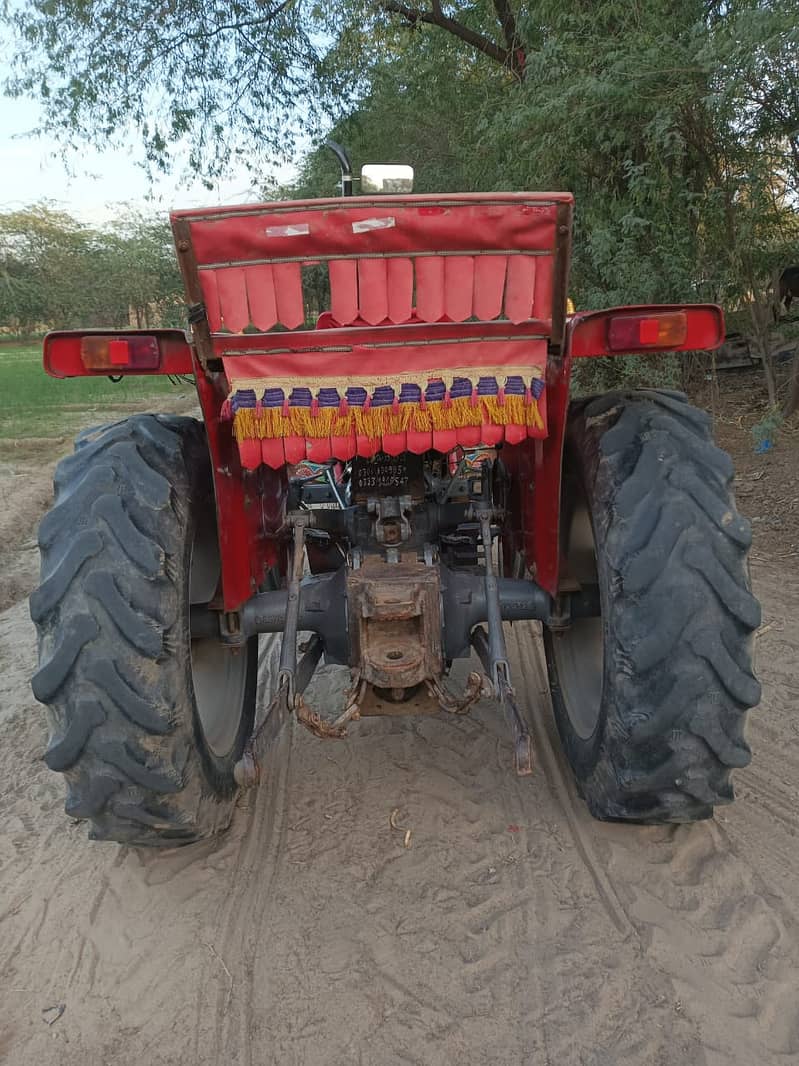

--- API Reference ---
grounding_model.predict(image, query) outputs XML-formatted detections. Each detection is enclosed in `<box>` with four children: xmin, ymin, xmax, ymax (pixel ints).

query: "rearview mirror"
<box><xmin>360</xmin><ymin>164</ymin><xmax>414</xmax><ymax>194</ymax></box>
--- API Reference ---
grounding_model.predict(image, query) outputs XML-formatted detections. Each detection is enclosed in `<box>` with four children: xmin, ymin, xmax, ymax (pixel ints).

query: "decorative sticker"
<box><xmin>265</xmin><ymin>223</ymin><xmax>311</xmax><ymax>237</ymax></box>
<box><xmin>352</xmin><ymin>216</ymin><xmax>396</xmax><ymax>234</ymax></box>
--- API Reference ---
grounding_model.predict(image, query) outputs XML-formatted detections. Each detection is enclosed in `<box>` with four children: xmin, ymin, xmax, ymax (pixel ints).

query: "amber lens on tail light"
<box><xmin>607</xmin><ymin>312</ymin><xmax>687</xmax><ymax>352</ymax></box>
<box><xmin>80</xmin><ymin>335</ymin><xmax>161</xmax><ymax>370</ymax></box>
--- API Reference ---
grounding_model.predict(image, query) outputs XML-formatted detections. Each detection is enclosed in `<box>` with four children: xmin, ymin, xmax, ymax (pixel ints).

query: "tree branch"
<box><xmin>492</xmin><ymin>0</ymin><xmax>518</xmax><ymax>51</ymax></box>
<box><xmin>379</xmin><ymin>2</ymin><xmax>523</xmax><ymax>77</ymax></box>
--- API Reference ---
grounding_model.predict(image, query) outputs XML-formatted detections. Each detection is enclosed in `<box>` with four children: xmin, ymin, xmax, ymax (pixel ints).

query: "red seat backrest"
<box><xmin>171</xmin><ymin>192</ymin><xmax>573</xmax><ymax>342</ymax></box>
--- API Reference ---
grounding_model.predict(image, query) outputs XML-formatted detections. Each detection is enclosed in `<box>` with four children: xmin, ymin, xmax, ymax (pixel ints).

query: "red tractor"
<box><xmin>31</xmin><ymin>158</ymin><xmax>760</xmax><ymax>845</ymax></box>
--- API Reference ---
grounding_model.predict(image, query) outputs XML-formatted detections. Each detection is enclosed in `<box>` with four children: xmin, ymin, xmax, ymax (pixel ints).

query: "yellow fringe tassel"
<box><xmin>232</xmin><ymin>395</ymin><xmax>543</xmax><ymax>442</ymax></box>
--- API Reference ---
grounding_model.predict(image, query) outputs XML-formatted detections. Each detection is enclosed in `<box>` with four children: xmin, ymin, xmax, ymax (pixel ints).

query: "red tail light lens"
<box><xmin>569</xmin><ymin>305</ymin><xmax>723</xmax><ymax>359</ymax></box>
<box><xmin>81</xmin><ymin>335</ymin><xmax>160</xmax><ymax>370</ymax></box>
<box><xmin>608</xmin><ymin>312</ymin><xmax>687</xmax><ymax>351</ymax></box>
<box><xmin>44</xmin><ymin>330</ymin><xmax>194</xmax><ymax>378</ymax></box>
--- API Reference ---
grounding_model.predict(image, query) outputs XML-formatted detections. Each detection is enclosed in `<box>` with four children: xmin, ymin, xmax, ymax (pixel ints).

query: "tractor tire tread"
<box><xmin>547</xmin><ymin>389</ymin><xmax>760</xmax><ymax>823</ymax></box>
<box><xmin>31</xmin><ymin>414</ymin><xmax>240</xmax><ymax>846</ymax></box>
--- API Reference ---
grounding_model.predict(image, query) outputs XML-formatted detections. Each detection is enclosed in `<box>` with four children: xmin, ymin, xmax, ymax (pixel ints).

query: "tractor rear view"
<box><xmin>31</xmin><ymin>164</ymin><xmax>760</xmax><ymax>845</ymax></box>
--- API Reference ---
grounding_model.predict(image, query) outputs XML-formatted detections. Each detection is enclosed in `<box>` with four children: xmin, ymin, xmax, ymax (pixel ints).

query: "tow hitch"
<box><xmin>225</xmin><ymin>511</ymin><xmax>596</xmax><ymax>788</ymax></box>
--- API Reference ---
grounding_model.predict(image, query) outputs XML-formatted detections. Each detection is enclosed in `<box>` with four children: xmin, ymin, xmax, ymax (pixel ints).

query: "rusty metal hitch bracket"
<box><xmin>426</xmin><ymin>671</ymin><xmax>486</xmax><ymax>716</ymax></box>
<box><xmin>297</xmin><ymin>675</ymin><xmax>366</xmax><ymax>738</ymax></box>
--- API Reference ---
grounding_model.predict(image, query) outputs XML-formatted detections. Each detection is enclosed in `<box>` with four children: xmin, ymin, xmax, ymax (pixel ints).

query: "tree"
<box><xmin>0</xmin><ymin>204</ymin><xmax>183</xmax><ymax>334</ymax></box>
<box><xmin>307</xmin><ymin>1</ymin><xmax>799</xmax><ymax>397</ymax></box>
<box><xmin>290</xmin><ymin>16</ymin><xmax>510</xmax><ymax>199</ymax></box>
<box><xmin>3</xmin><ymin>0</ymin><xmax>323</xmax><ymax>181</ymax></box>
<box><xmin>0</xmin><ymin>205</ymin><xmax>93</xmax><ymax>333</ymax></box>
<box><xmin>2</xmin><ymin>2</ymin><xmax>525</xmax><ymax>180</ymax></box>
<box><xmin>5</xmin><ymin>1</ymin><xmax>798</xmax><ymax>405</ymax></box>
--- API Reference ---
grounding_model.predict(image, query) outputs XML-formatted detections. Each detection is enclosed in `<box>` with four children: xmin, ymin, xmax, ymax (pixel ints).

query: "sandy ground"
<box><xmin>1</xmin><ymin>438</ymin><xmax>798</xmax><ymax>1065</ymax></box>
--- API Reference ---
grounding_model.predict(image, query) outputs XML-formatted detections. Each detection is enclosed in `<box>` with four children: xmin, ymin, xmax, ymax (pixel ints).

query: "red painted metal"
<box><xmin>173</xmin><ymin>194</ymin><xmax>568</xmax><ymax>337</ymax></box>
<box><xmin>193</xmin><ymin>355</ymin><xmax>285</xmax><ymax>610</ymax></box>
<box><xmin>175</xmin><ymin>193</ymin><xmax>569</xmax><ymax>264</ymax></box>
<box><xmin>47</xmin><ymin>197</ymin><xmax>727</xmax><ymax>618</ymax></box>
<box><xmin>168</xmin><ymin>192</ymin><xmax>573</xmax><ymax>605</ymax></box>
<box><xmin>220</xmin><ymin>336</ymin><xmax>547</xmax><ymax>383</ymax></box>
<box><xmin>213</xmin><ymin>319</ymin><xmax>551</xmax><ymax>355</ymax></box>
<box><xmin>497</xmin><ymin>353</ymin><xmax>570</xmax><ymax>597</ymax></box>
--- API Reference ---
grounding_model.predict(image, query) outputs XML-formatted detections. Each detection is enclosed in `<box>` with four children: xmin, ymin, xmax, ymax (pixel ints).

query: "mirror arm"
<box><xmin>324</xmin><ymin>140</ymin><xmax>354</xmax><ymax>197</ymax></box>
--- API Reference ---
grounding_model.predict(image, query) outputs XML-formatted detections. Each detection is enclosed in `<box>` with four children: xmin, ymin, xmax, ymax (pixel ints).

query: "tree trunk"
<box><xmin>783</xmin><ymin>344</ymin><xmax>799</xmax><ymax>418</ymax></box>
<box><xmin>748</xmin><ymin>298</ymin><xmax>777</xmax><ymax>408</ymax></box>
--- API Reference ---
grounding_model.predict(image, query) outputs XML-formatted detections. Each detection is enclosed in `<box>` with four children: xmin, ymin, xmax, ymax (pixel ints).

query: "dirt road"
<box><xmin>1</xmin><ymin>455</ymin><xmax>798</xmax><ymax>1066</ymax></box>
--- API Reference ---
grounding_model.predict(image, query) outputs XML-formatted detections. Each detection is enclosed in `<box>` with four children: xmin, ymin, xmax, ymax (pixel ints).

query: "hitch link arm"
<box><xmin>473</xmin><ymin>511</ymin><xmax>533</xmax><ymax>776</ymax></box>
<box><xmin>234</xmin><ymin>514</ymin><xmax>333</xmax><ymax>789</ymax></box>
<box><xmin>278</xmin><ymin>515</ymin><xmax>310</xmax><ymax>702</ymax></box>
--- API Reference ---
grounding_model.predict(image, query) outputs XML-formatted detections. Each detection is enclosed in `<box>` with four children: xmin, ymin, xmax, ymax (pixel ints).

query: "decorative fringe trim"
<box><xmin>225</xmin><ymin>364</ymin><xmax>543</xmax><ymax>397</ymax></box>
<box><xmin>231</xmin><ymin>393</ymin><xmax>543</xmax><ymax>443</ymax></box>
<box><xmin>224</xmin><ymin>374</ymin><xmax>545</xmax><ymax>467</ymax></box>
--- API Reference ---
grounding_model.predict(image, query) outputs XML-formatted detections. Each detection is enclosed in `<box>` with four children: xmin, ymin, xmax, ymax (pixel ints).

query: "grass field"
<box><xmin>0</xmin><ymin>343</ymin><xmax>195</xmax><ymax>444</ymax></box>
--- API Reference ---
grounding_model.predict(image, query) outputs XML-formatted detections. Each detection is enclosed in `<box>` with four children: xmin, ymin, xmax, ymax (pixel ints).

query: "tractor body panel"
<box><xmin>42</xmin><ymin>192</ymin><xmax>723</xmax><ymax>613</ymax></box>
<box><xmin>171</xmin><ymin>191</ymin><xmax>574</xmax><ymax>608</ymax></box>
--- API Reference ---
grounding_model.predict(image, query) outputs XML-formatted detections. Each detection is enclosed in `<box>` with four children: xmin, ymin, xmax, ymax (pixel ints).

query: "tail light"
<box><xmin>44</xmin><ymin>330</ymin><xmax>194</xmax><ymax>378</ymax></box>
<box><xmin>608</xmin><ymin>311</ymin><xmax>687</xmax><ymax>351</ymax></box>
<box><xmin>568</xmin><ymin>305</ymin><xmax>723</xmax><ymax>358</ymax></box>
<box><xmin>80</xmin><ymin>335</ymin><xmax>160</xmax><ymax>370</ymax></box>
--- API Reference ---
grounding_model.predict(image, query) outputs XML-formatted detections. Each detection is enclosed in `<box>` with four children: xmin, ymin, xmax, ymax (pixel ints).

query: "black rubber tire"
<box><xmin>30</xmin><ymin>414</ymin><xmax>257</xmax><ymax>846</ymax></box>
<box><xmin>543</xmin><ymin>389</ymin><xmax>761</xmax><ymax>823</ymax></box>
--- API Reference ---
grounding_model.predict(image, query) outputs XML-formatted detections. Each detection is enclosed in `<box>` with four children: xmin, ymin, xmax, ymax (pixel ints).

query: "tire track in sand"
<box><xmin>191</xmin><ymin>633</ymin><xmax>293</xmax><ymax>1066</ymax></box>
<box><xmin>203</xmin><ymin>647</ymin><xmax>698</xmax><ymax>1065</ymax></box>
<box><xmin>510</xmin><ymin>618</ymin><xmax>799</xmax><ymax>1064</ymax></box>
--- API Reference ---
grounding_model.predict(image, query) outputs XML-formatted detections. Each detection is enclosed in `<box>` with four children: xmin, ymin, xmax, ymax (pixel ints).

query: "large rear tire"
<box><xmin>543</xmin><ymin>390</ymin><xmax>761</xmax><ymax>823</ymax></box>
<box><xmin>31</xmin><ymin>414</ymin><xmax>257</xmax><ymax>846</ymax></box>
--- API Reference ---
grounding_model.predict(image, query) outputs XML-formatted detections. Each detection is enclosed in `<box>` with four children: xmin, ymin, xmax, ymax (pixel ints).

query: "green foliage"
<box><xmin>571</xmin><ymin>353</ymin><xmax>682</xmax><ymax>397</ymax></box>
<box><xmin>282</xmin><ymin>2</ymin><xmax>799</xmax><ymax>312</ymax></box>
<box><xmin>2</xmin><ymin>0</ymin><xmax>322</xmax><ymax>180</ymax></box>
<box><xmin>4</xmin><ymin>0</ymin><xmax>799</xmax><ymax>401</ymax></box>
<box><xmin>291</xmin><ymin>1</ymin><xmax>798</xmax><ymax>395</ymax></box>
<box><xmin>0</xmin><ymin>204</ymin><xmax>183</xmax><ymax>334</ymax></box>
<box><xmin>294</xmin><ymin>11</ymin><xmax>510</xmax><ymax>199</ymax></box>
<box><xmin>751</xmin><ymin>407</ymin><xmax>783</xmax><ymax>451</ymax></box>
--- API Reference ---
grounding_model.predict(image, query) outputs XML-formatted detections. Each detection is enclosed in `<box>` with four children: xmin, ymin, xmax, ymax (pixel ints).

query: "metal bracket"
<box><xmin>235</xmin><ymin>513</ymin><xmax>327</xmax><ymax>788</ymax></box>
<box><xmin>234</xmin><ymin>634</ymin><xmax>324</xmax><ymax>788</ymax></box>
<box><xmin>473</xmin><ymin>510</ymin><xmax>534</xmax><ymax>776</ymax></box>
<box><xmin>427</xmin><ymin>671</ymin><xmax>486</xmax><ymax>715</ymax></box>
<box><xmin>277</xmin><ymin>513</ymin><xmax>311</xmax><ymax>703</ymax></box>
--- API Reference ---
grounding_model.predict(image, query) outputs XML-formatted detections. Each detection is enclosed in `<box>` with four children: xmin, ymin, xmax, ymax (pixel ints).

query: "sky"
<box><xmin>0</xmin><ymin>94</ymin><xmax>300</xmax><ymax>225</ymax></box>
